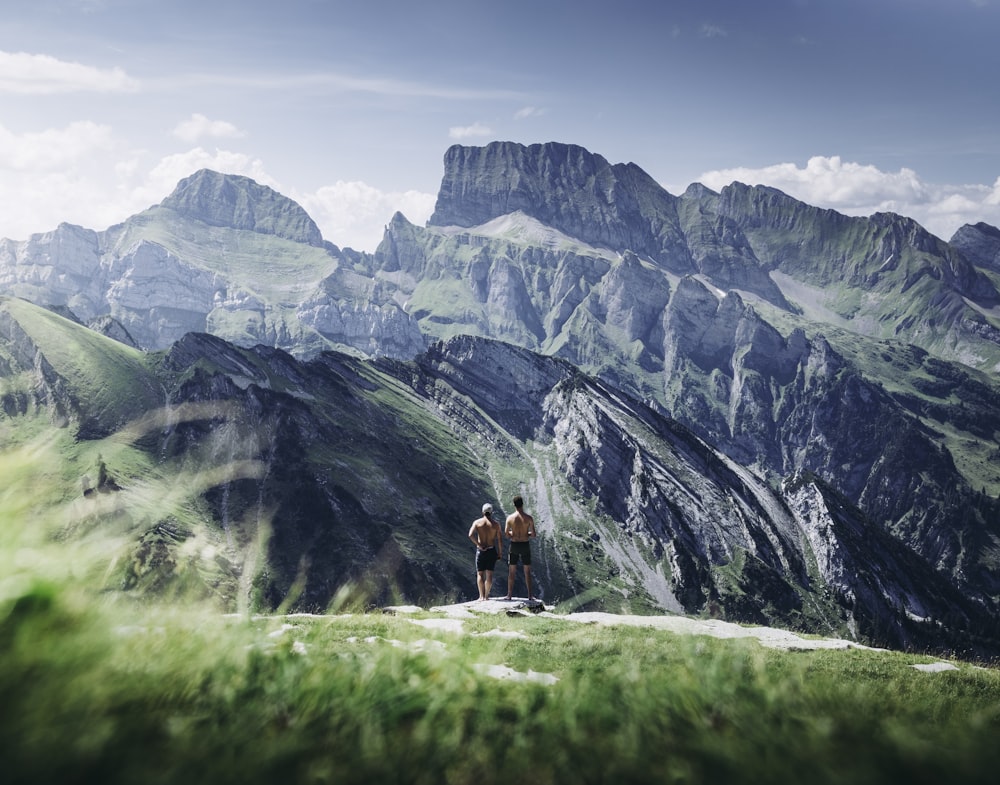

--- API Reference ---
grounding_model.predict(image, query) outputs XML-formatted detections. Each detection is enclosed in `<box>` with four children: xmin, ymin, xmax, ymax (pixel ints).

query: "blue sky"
<box><xmin>1</xmin><ymin>0</ymin><xmax>998</xmax><ymax>250</ymax></box>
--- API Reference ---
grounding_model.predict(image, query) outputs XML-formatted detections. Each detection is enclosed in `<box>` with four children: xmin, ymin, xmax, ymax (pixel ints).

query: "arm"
<box><xmin>494</xmin><ymin>522</ymin><xmax>503</xmax><ymax>557</ymax></box>
<box><xmin>468</xmin><ymin>523</ymin><xmax>480</xmax><ymax>549</ymax></box>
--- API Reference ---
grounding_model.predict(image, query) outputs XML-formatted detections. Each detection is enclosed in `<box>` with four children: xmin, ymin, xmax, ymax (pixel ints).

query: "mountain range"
<box><xmin>3</xmin><ymin>140</ymin><xmax>1000</xmax><ymax>658</ymax></box>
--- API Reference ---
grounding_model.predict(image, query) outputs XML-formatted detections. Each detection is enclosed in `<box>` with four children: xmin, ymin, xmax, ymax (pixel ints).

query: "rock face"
<box><xmin>951</xmin><ymin>221</ymin><xmax>1000</xmax><ymax>274</ymax></box>
<box><xmin>0</xmin><ymin>223</ymin><xmax>106</xmax><ymax>322</ymax></box>
<box><xmin>160</xmin><ymin>169</ymin><xmax>325</xmax><ymax>247</ymax></box>
<box><xmin>428</xmin><ymin>141</ymin><xmax>786</xmax><ymax>306</ymax></box>
<box><xmin>430</xmin><ymin>142</ymin><xmax>689</xmax><ymax>261</ymax></box>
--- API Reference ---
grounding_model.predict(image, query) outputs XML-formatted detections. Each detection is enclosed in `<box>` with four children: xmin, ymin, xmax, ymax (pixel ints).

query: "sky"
<box><xmin>1</xmin><ymin>0</ymin><xmax>999</xmax><ymax>251</ymax></box>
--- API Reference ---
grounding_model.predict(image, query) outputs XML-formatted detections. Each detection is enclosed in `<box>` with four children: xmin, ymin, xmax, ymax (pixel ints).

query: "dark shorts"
<box><xmin>476</xmin><ymin>546</ymin><xmax>499</xmax><ymax>572</ymax></box>
<box><xmin>508</xmin><ymin>540</ymin><xmax>532</xmax><ymax>566</ymax></box>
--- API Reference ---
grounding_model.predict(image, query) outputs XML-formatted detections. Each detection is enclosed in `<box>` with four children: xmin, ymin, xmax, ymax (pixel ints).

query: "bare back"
<box><xmin>505</xmin><ymin>510</ymin><xmax>535</xmax><ymax>542</ymax></box>
<box><xmin>469</xmin><ymin>516</ymin><xmax>500</xmax><ymax>548</ymax></box>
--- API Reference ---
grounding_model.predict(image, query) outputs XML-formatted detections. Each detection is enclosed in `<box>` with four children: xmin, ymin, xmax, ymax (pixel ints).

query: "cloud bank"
<box><xmin>0</xmin><ymin>117</ymin><xmax>434</xmax><ymax>250</ymax></box>
<box><xmin>698</xmin><ymin>156</ymin><xmax>1000</xmax><ymax>240</ymax></box>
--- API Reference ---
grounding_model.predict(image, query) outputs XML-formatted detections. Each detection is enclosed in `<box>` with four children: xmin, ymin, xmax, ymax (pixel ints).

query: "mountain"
<box><xmin>0</xmin><ymin>171</ymin><xmax>417</xmax><ymax>359</ymax></box>
<box><xmin>3</xmin><ymin>296</ymin><xmax>997</xmax><ymax>655</ymax></box>
<box><xmin>4</xmin><ymin>140</ymin><xmax>1000</xmax><ymax>657</ymax></box>
<box><xmin>160</xmin><ymin>170</ymin><xmax>325</xmax><ymax>246</ymax></box>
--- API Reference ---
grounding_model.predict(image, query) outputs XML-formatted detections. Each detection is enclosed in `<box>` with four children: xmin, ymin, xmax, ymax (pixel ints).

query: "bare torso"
<box><xmin>505</xmin><ymin>511</ymin><xmax>535</xmax><ymax>542</ymax></box>
<box><xmin>469</xmin><ymin>517</ymin><xmax>500</xmax><ymax>549</ymax></box>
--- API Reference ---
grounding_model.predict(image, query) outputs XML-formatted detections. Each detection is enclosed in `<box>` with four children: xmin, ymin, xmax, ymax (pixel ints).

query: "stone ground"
<box><xmin>384</xmin><ymin>598</ymin><xmax>961</xmax><ymax>673</ymax></box>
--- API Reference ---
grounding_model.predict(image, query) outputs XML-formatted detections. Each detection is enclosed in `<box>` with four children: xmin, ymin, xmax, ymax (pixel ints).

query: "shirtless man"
<box><xmin>468</xmin><ymin>503</ymin><xmax>503</xmax><ymax>601</ymax></box>
<box><xmin>504</xmin><ymin>495</ymin><xmax>537</xmax><ymax>601</ymax></box>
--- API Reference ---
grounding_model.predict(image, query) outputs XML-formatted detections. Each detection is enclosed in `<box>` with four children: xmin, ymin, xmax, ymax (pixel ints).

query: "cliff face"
<box><xmin>160</xmin><ymin>169</ymin><xmax>325</xmax><ymax>247</ymax></box>
<box><xmin>428</xmin><ymin>141</ymin><xmax>785</xmax><ymax>305</ymax></box>
<box><xmin>951</xmin><ymin>221</ymin><xmax>1000</xmax><ymax>274</ymax></box>
<box><xmin>430</xmin><ymin>142</ymin><xmax>688</xmax><ymax>263</ymax></box>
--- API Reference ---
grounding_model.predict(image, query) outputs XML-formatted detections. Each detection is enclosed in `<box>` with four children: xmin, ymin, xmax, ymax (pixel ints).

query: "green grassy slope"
<box><xmin>2</xmin><ymin>579</ymin><xmax>998</xmax><ymax>785</ymax></box>
<box><xmin>1</xmin><ymin>296</ymin><xmax>161</xmax><ymax>425</ymax></box>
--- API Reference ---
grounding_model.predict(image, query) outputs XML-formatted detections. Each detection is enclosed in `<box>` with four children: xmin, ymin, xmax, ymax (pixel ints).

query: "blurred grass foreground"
<box><xmin>3</xmin><ymin>434</ymin><xmax>1000</xmax><ymax>784</ymax></box>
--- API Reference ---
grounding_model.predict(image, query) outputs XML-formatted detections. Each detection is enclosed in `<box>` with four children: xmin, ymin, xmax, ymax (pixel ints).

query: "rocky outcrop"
<box><xmin>676</xmin><ymin>183</ymin><xmax>789</xmax><ymax>306</ymax></box>
<box><xmin>0</xmin><ymin>223</ymin><xmax>107</xmax><ymax>322</ymax></box>
<box><xmin>105</xmin><ymin>240</ymin><xmax>221</xmax><ymax>348</ymax></box>
<box><xmin>296</xmin><ymin>296</ymin><xmax>426</xmax><ymax>359</ymax></box>
<box><xmin>783</xmin><ymin>473</ymin><xmax>997</xmax><ymax>655</ymax></box>
<box><xmin>87</xmin><ymin>315</ymin><xmax>139</xmax><ymax>348</ymax></box>
<box><xmin>430</xmin><ymin>141</ymin><xmax>692</xmax><ymax>265</ymax></box>
<box><xmin>658</xmin><ymin>276</ymin><xmax>998</xmax><ymax>588</ymax></box>
<box><xmin>951</xmin><ymin>222</ymin><xmax>1000</xmax><ymax>274</ymax></box>
<box><xmin>160</xmin><ymin>169</ymin><xmax>325</xmax><ymax>247</ymax></box>
<box><xmin>412</xmin><ymin>334</ymin><xmax>576</xmax><ymax>440</ymax></box>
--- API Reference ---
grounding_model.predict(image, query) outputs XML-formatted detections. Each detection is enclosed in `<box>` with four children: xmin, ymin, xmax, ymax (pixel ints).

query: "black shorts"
<box><xmin>476</xmin><ymin>546</ymin><xmax>499</xmax><ymax>572</ymax></box>
<box><xmin>508</xmin><ymin>540</ymin><xmax>532</xmax><ymax>566</ymax></box>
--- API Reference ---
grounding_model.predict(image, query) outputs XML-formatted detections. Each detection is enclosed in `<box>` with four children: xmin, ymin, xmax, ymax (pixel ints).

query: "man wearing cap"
<box><xmin>468</xmin><ymin>503</ymin><xmax>503</xmax><ymax>601</ymax></box>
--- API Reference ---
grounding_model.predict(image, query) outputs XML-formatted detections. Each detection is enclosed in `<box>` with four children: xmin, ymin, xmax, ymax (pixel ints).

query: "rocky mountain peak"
<box><xmin>428</xmin><ymin>141</ymin><xmax>689</xmax><ymax>264</ymax></box>
<box><xmin>159</xmin><ymin>169</ymin><xmax>324</xmax><ymax>247</ymax></box>
<box><xmin>951</xmin><ymin>221</ymin><xmax>1000</xmax><ymax>274</ymax></box>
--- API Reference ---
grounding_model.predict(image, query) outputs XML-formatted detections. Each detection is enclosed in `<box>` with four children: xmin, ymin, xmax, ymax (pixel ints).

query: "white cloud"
<box><xmin>514</xmin><ymin>106</ymin><xmax>545</xmax><ymax>120</ymax></box>
<box><xmin>701</xmin><ymin>24</ymin><xmax>728</xmax><ymax>38</ymax></box>
<box><xmin>172</xmin><ymin>114</ymin><xmax>246</xmax><ymax>144</ymax></box>
<box><xmin>0</xmin><ymin>120</ymin><xmax>138</xmax><ymax>237</ymax></box>
<box><xmin>700</xmin><ymin>156</ymin><xmax>927</xmax><ymax>207</ymax></box>
<box><xmin>449</xmin><ymin>122</ymin><xmax>494</xmax><ymax>140</ymax></box>
<box><xmin>0</xmin><ymin>50</ymin><xmax>139</xmax><ymax>94</ymax></box>
<box><xmin>698</xmin><ymin>156</ymin><xmax>1000</xmax><ymax>240</ymax></box>
<box><xmin>0</xmin><ymin>121</ymin><xmax>115</xmax><ymax>171</ymax></box>
<box><xmin>296</xmin><ymin>181</ymin><xmax>436</xmax><ymax>251</ymax></box>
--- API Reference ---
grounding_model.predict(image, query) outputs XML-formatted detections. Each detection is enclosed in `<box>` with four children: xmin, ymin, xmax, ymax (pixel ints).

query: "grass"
<box><xmin>2</xmin><ymin>583</ymin><xmax>1000</xmax><ymax>785</ymax></box>
<box><xmin>1</xmin><ymin>296</ymin><xmax>161</xmax><ymax>424</ymax></box>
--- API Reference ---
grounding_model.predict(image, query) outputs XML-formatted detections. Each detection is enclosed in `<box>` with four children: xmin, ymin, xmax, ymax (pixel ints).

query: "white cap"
<box><xmin>482</xmin><ymin>503</ymin><xmax>493</xmax><ymax>514</ymax></box>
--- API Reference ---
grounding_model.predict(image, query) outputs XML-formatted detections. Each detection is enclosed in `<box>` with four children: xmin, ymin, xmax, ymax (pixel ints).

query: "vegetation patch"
<box><xmin>2</xmin><ymin>583</ymin><xmax>999</xmax><ymax>785</ymax></box>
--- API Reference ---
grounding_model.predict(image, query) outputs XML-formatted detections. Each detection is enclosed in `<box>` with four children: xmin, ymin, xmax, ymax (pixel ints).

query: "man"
<box><xmin>468</xmin><ymin>503</ymin><xmax>503</xmax><ymax>601</ymax></box>
<box><xmin>504</xmin><ymin>494</ymin><xmax>537</xmax><ymax>601</ymax></box>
